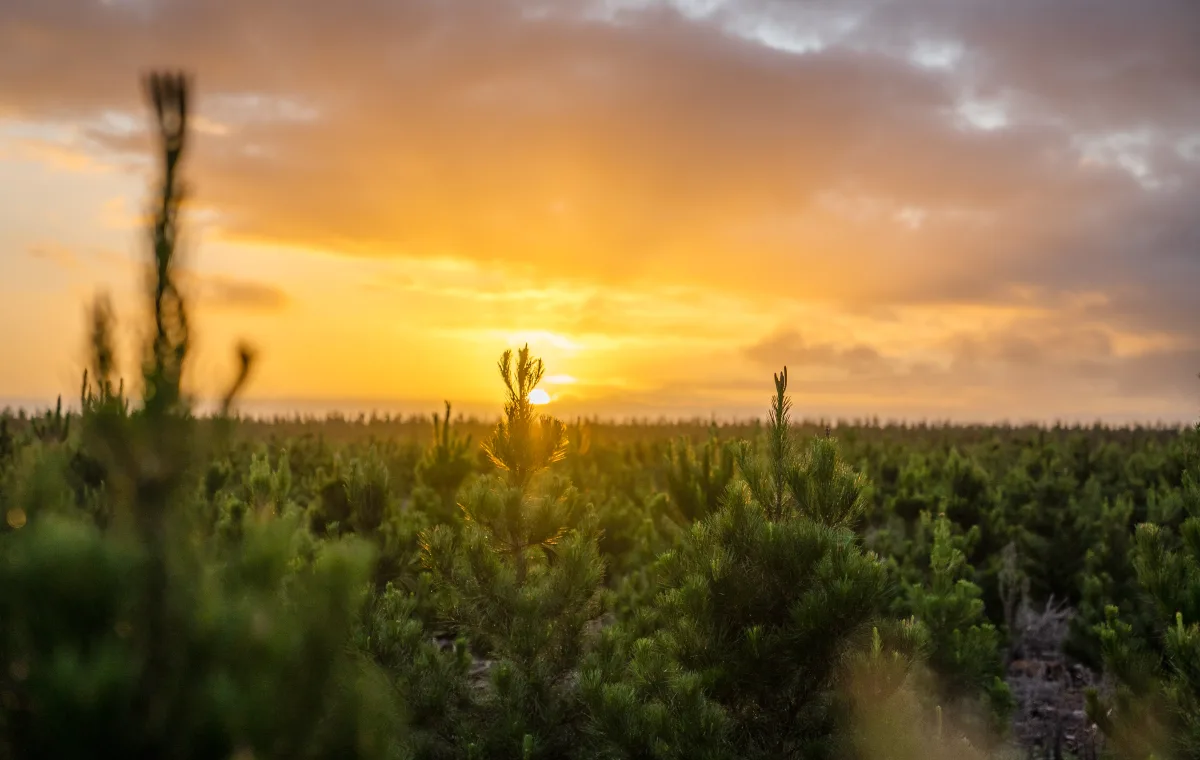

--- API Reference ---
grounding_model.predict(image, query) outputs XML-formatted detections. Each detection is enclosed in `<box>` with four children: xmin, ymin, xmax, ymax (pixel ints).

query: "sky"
<box><xmin>1</xmin><ymin>0</ymin><xmax>1198</xmax><ymax>423</ymax></box>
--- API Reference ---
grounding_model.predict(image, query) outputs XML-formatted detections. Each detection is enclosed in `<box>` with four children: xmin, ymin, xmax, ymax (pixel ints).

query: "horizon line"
<box><xmin>1</xmin><ymin>395</ymin><xmax>1193</xmax><ymax>430</ymax></box>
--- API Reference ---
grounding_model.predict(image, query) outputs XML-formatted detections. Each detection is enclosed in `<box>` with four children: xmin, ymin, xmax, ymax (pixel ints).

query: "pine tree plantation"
<box><xmin>579</xmin><ymin>370</ymin><xmax>928</xmax><ymax>760</ymax></box>
<box><xmin>1</xmin><ymin>70</ymin><xmax>1199</xmax><ymax>760</ymax></box>
<box><xmin>1087</xmin><ymin>422</ymin><xmax>1200</xmax><ymax>760</ymax></box>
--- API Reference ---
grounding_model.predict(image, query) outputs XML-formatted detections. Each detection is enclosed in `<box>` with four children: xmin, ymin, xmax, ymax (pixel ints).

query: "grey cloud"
<box><xmin>857</xmin><ymin>0</ymin><xmax>1200</xmax><ymax>130</ymax></box>
<box><xmin>743</xmin><ymin>318</ymin><xmax>1197</xmax><ymax>418</ymax></box>
<box><xmin>745</xmin><ymin>329</ymin><xmax>889</xmax><ymax>375</ymax></box>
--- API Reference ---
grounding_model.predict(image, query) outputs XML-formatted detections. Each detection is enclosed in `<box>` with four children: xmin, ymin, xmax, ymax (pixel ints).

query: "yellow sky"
<box><xmin>1</xmin><ymin>0</ymin><xmax>1198</xmax><ymax>422</ymax></box>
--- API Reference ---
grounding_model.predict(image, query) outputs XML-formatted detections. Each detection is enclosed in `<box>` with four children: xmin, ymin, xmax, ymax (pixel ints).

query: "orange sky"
<box><xmin>1</xmin><ymin>0</ymin><xmax>1198</xmax><ymax>422</ymax></box>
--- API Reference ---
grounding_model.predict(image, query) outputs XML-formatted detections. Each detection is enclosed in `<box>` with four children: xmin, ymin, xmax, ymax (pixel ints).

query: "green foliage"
<box><xmin>582</xmin><ymin>368</ymin><xmax>926</xmax><ymax>760</ymax></box>
<box><xmin>0</xmin><ymin>417</ymin><xmax>13</xmax><ymax>467</ymax></box>
<box><xmin>356</xmin><ymin>582</ymin><xmax>473</xmax><ymax>760</ymax></box>
<box><xmin>29</xmin><ymin>397</ymin><xmax>70</xmax><ymax>444</ymax></box>
<box><xmin>0</xmin><ymin>72</ymin><xmax>403</xmax><ymax>760</ymax></box>
<box><xmin>904</xmin><ymin>514</ymin><xmax>1013</xmax><ymax>740</ymax></box>
<box><xmin>581</xmin><ymin>632</ymin><xmax>729</xmax><ymax>760</ymax></box>
<box><xmin>736</xmin><ymin>370</ymin><xmax>868</xmax><ymax>530</ymax></box>
<box><xmin>0</xmin><ymin>514</ymin><xmax>402</xmax><ymax>759</ymax></box>
<box><xmin>1088</xmin><ymin>424</ymin><xmax>1200</xmax><ymax>759</ymax></box>
<box><xmin>481</xmin><ymin>346</ymin><xmax>568</xmax><ymax>491</ymax></box>
<box><xmin>244</xmin><ymin>447</ymin><xmax>293</xmax><ymax>518</ymax></box>
<box><xmin>0</xmin><ymin>417</ymin><xmax>13</xmax><ymax>482</ymax></box>
<box><xmin>665</xmin><ymin>428</ymin><xmax>736</xmax><ymax>524</ymax></box>
<box><xmin>421</xmin><ymin>345</ymin><xmax>604</xmax><ymax>758</ymax></box>
<box><xmin>415</xmin><ymin>402</ymin><xmax>475</xmax><ymax>521</ymax></box>
<box><xmin>346</xmin><ymin>448</ymin><xmax>394</xmax><ymax>536</ymax></box>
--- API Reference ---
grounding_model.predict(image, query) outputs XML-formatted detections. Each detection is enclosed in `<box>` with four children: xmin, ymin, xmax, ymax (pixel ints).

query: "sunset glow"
<box><xmin>1</xmin><ymin>0</ymin><xmax>1197</xmax><ymax>422</ymax></box>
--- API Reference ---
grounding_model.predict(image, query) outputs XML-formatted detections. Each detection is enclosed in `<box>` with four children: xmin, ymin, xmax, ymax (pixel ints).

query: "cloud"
<box><xmin>1</xmin><ymin>0</ymin><xmax>1197</xmax><ymax>418</ymax></box>
<box><xmin>861</xmin><ymin>0</ymin><xmax>1200</xmax><ymax>132</ymax></box>
<box><xmin>742</xmin><ymin>317</ymin><xmax>1199</xmax><ymax>419</ymax></box>
<box><xmin>188</xmin><ymin>272</ymin><xmax>290</xmax><ymax>312</ymax></box>
<box><xmin>0</xmin><ymin>2</ymin><xmax>1174</xmax><ymax>289</ymax></box>
<box><xmin>745</xmin><ymin>329</ymin><xmax>889</xmax><ymax>376</ymax></box>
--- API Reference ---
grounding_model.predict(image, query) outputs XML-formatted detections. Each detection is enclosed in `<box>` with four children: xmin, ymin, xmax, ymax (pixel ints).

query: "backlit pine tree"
<box><xmin>421</xmin><ymin>345</ymin><xmax>604</xmax><ymax>759</ymax></box>
<box><xmin>414</xmin><ymin>401</ymin><xmax>475</xmax><ymax>524</ymax></box>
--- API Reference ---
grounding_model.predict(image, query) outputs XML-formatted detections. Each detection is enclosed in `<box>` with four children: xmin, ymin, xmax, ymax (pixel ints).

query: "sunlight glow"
<box><xmin>528</xmin><ymin>388</ymin><xmax>551</xmax><ymax>405</ymax></box>
<box><xmin>506</xmin><ymin>330</ymin><xmax>580</xmax><ymax>352</ymax></box>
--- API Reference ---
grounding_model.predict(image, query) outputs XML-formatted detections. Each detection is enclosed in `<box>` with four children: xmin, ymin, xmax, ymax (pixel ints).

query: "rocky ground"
<box><xmin>1005</xmin><ymin>596</ymin><xmax>1104</xmax><ymax>760</ymax></box>
<box><xmin>1008</xmin><ymin>656</ymin><xmax>1102</xmax><ymax>759</ymax></box>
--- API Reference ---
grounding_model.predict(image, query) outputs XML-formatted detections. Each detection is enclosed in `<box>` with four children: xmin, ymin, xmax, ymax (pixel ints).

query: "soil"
<box><xmin>1007</xmin><ymin>655</ymin><xmax>1104</xmax><ymax>759</ymax></box>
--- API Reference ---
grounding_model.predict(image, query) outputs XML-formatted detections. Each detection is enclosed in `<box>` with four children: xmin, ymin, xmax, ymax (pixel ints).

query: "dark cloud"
<box><xmin>861</xmin><ymin>0</ymin><xmax>1200</xmax><ymax>131</ymax></box>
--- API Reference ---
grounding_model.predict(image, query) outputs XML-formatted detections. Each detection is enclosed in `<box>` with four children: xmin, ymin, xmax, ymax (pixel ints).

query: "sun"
<box><xmin>528</xmin><ymin>388</ymin><xmax>551</xmax><ymax>406</ymax></box>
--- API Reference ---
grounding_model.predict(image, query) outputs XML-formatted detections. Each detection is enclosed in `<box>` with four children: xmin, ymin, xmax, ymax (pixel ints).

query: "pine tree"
<box><xmin>582</xmin><ymin>367</ymin><xmax>925</xmax><ymax>760</ymax></box>
<box><xmin>421</xmin><ymin>345</ymin><xmax>604</xmax><ymax>758</ymax></box>
<box><xmin>0</xmin><ymin>72</ymin><xmax>403</xmax><ymax>760</ymax></box>
<box><xmin>664</xmin><ymin>427</ymin><xmax>737</xmax><ymax>524</ymax></box>
<box><xmin>1068</xmin><ymin>491</ymin><xmax>1145</xmax><ymax>668</ymax></box>
<box><xmin>244</xmin><ymin>447</ymin><xmax>293</xmax><ymax>519</ymax></box>
<box><xmin>904</xmin><ymin>513</ymin><xmax>1013</xmax><ymax>742</ymax></box>
<box><xmin>334</xmin><ymin>444</ymin><xmax>429</xmax><ymax>589</ymax></box>
<box><xmin>414</xmin><ymin>401</ymin><xmax>475</xmax><ymax>524</ymax></box>
<box><xmin>356</xmin><ymin>582</ymin><xmax>473</xmax><ymax>760</ymax></box>
<box><xmin>0</xmin><ymin>417</ymin><xmax>13</xmax><ymax>469</ymax></box>
<box><xmin>29</xmin><ymin>397</ymin><xmax>70</xmax><ymax>444</ymax></box>
<box><xmin>1088</xmin><ymin>422</ymin><xmax>1200</xmax><ymax>759</ymax></box>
